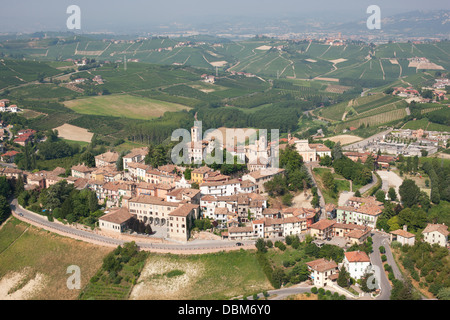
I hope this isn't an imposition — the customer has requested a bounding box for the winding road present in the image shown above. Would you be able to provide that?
[10,199,256,254]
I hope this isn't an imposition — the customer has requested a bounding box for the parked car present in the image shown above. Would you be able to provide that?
[236,242,244,246]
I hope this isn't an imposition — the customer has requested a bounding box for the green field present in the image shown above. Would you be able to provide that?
[64,94,191,120]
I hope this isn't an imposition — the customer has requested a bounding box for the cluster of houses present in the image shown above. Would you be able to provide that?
[0,99,19,113]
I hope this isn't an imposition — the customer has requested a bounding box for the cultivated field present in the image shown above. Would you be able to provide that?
[63,94,190,120]
[0,218,111,300]
[54,123,94,143]
[325,135,363,145]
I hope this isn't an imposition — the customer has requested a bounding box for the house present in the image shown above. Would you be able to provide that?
[1,150,20,163]
[199,179,241,197]
[390,225,416,246]
[168,203,199,242]
[336,197,383,229]
[241,168,285,193]
[14,135,33,147]
[122,147,149,170]
[191,166,213,185]
[166,188,201,204]
[71,164,94,179]
[99,207,134,233]
[309,219,335,240]
[342,251,371,280]
[95,151,119,167]
[290,139,331,162]
[306,258,339,287]
[422,223,449,247]
[376,155,396,169]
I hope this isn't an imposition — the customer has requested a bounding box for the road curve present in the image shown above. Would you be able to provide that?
[10,199,256,254]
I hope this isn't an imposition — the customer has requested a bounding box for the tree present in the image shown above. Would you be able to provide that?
[331,142,343,160]
[399,179,421,208]
[375,190,386,203]
[255,238,267,253]
[354,190,361,197]
[337,266,349,287]
[80,151,95,167]
[0,195,11,225]
[388,187,397,201]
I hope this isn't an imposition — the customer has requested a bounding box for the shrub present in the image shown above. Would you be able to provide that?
[381,255,387,262]
[379,246,386,254]
[275,241,286,251]
[388,272,395,281]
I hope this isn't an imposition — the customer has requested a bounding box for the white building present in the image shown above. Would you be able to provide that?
[390,226,416,246]
[199,178,241,197]
[342,251,372,280]
[306,258,339,287]
[422,223,449,247]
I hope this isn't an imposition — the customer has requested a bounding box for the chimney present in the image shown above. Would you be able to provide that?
[403,225,408,232]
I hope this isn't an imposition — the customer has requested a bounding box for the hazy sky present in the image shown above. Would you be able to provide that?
[1,0,449,33]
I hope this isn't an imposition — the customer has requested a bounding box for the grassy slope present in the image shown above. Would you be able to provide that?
[0,218,111,300]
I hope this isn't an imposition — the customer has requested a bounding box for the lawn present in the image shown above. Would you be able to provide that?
[64,94,191,120]
[0,217,111,300]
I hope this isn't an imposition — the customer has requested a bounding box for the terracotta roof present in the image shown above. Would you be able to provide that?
[345,251,371,263]
[72,164,94,173]
[229,226,253,233]
[123,147,148,159]
[100,207,133,225]
[347,228,371,239]
[95,151,119,163]
[129,195,175,206]
[310,219,336,230]
[169,203,198,217]
[200,178,240,187]
[214,207,229,215]
[306,258,338,272]
[422,224,449,236]
[390,229,415,238]
[192,166,212,174]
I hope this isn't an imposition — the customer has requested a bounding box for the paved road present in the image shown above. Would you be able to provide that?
[359,172,379,195]
[370,231,406,300]
[10,199,256,253]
